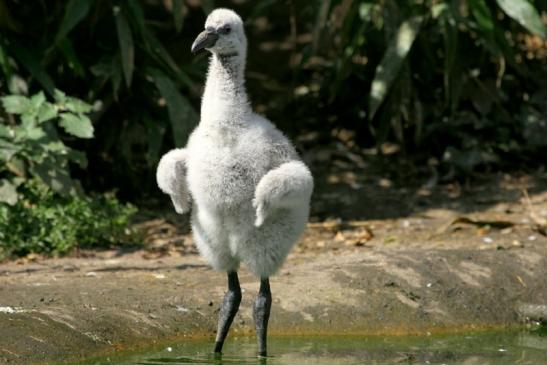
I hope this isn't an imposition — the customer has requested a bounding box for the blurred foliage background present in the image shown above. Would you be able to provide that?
[0,0,546,256]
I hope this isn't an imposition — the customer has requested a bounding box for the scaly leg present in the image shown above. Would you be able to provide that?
[214,271,242,353]
[253,277,272,357]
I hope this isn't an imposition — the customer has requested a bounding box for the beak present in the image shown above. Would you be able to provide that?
[191,30,219,53]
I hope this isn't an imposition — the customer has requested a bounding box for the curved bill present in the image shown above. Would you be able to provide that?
[191,30,219,53]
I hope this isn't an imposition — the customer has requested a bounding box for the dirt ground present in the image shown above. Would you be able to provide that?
[1,146,547,364]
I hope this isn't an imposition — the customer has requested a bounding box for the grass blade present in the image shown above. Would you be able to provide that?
[173,0,184,33]
[114,7,134,88]
[149,69,198,147]
[496,0,547,38]
[368,16,422,121]
[55,0,92,42]
[142,28,193,89]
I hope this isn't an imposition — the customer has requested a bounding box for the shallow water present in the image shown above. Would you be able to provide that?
[82,330,547,365]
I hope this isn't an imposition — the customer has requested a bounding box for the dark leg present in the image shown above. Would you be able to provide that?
[253,277,272,357]
[214,271,242,353]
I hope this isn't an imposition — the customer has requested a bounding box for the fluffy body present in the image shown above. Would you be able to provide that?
[156,9,313,278]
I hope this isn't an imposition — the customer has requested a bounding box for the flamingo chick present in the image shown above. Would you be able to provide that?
[156,8,313,357]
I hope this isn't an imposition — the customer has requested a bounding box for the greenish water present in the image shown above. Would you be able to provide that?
[82,330,547,365]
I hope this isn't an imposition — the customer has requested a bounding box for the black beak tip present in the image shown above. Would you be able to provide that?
[191,30,218,54]
[190,43,201,53]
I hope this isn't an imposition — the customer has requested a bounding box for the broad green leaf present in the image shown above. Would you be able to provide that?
[0,139,20,161]
[64,97,92,114]
[1,95,29,114]
[21,113,37,129]
[0,125,10,138]
[59,113,94,138]
[30,92,46,110]
[31,157,77,196]
[173,0,184,33]
[54,89,67,104]
[67,148,88,168]
[38,102,58,123]
[114,7,134,88]
[6,157,26,177]
[23,126,46,140]
[44,141,67,153]
[150,69,198,147]
[368,16,422,120]
[55,0,92,42]
[0,179,18,205]
[496,0,547,38]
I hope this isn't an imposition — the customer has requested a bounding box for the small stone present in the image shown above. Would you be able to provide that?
[208,301,213,306]
[175,305,189,313]
[500,227,513,234]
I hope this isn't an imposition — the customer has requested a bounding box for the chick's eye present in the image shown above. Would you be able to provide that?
[220,26,231,34]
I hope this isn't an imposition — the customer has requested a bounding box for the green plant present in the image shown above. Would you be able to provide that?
[0,90,93,204]
[303,0,547,172]
[0,90,138,258]
[0,180,137,258]
[0,0,204,196]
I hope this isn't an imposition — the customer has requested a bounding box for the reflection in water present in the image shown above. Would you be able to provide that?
[85,330,547,365]
[137,353,264,365]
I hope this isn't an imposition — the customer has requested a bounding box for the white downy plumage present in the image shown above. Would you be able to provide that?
[156,8,313,279]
